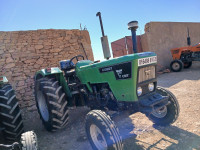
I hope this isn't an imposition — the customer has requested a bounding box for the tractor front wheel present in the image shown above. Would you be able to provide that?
[0,84,24,141]
[170,60,183,72]
[35,77,69,131]
[148,87,180,126]
[21,131,38,150]
[184,61,192,68]
[85,110,123,150]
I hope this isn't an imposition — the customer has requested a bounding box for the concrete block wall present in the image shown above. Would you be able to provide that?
[0,29,94,110]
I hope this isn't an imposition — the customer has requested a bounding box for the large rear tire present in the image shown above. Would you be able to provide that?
[0,84,24,141]
[148,87,180,126]
[170,60,183,72]
[21,131,38,150]
[35,77,69,131]
[85,110,123,150]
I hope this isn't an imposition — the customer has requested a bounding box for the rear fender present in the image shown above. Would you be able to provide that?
[34,67,72,98]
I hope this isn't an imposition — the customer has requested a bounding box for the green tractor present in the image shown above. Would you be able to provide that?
[0,76,38,150]
[34,13,179,150]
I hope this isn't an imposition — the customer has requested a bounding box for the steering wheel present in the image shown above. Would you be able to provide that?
[69,55,85,68]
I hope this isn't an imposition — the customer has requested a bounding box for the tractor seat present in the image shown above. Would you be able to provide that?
[65,69,75,78]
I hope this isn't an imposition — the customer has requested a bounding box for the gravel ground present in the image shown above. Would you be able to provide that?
[1,63,200,150]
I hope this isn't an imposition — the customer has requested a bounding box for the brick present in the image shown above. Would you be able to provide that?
[35,45,43,50]
[18,80,25,86]
[36,58,44,65]
[4,63,15,69]
[0,50,4,55]
[6,57,13,63]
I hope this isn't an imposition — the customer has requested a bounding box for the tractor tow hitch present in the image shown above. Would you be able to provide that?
[139,93,170,114]
[0,142,21,150]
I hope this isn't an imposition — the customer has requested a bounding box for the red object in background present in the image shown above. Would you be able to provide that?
[111,36,143,58]
[45,68,51,73]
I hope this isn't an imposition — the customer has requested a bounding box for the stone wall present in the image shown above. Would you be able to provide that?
[141,22,200,68]
[0,29,94,110]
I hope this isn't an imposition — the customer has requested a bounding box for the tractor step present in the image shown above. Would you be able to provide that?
[68,83,77,87]
[71,90,79,95]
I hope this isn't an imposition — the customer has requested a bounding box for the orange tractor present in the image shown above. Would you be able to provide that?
[170,29,200,72]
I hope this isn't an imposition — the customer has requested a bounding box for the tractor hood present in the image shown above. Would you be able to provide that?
[76,52,156,70]
[75,52,157,102]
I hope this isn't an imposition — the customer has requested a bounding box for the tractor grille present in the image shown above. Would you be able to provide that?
[138,65,156,83]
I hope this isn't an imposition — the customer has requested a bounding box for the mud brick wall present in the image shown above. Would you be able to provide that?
[0,29,94,110]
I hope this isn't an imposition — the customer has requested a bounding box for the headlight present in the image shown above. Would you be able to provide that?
[137,87,142,96]
[148,83,154,91]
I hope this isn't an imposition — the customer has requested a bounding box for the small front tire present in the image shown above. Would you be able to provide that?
[170,60,183,72]
[85,110,123,150]
[21,131,38,150]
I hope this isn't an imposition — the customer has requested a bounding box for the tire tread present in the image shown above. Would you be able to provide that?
[0,84,24,141]
[35,77,69,131]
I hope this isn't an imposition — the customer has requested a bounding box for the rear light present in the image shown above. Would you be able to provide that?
[45,68,51,73]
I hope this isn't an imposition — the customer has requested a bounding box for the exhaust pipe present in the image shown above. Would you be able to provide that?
[96,12,111,60]
[128,21,138,53]
[187,27,191,46]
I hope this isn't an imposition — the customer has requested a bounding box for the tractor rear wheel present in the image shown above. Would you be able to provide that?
[183,61,192,68]
[170,60,183,72]
[21,131,38,150]
[148,87,180,126]
[85,110,123,150]
[0,84,24,141]
[35,77,69,131]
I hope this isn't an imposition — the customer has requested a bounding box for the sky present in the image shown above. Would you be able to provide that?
[0,0,200,60]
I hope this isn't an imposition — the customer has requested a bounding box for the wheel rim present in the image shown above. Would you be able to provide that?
[152,106,167,118]
[90,124,107,149]
[172,62,180,70]
[37,90,49,121]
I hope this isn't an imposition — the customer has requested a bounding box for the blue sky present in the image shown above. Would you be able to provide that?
[0,0,199,60]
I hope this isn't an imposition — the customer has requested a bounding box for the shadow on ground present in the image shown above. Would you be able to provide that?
[114,113,200,150]
[152,125,200,150]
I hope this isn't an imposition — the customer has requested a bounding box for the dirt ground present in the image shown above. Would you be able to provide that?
[1,63,200,150]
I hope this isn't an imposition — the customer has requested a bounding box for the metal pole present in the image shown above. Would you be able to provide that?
[96,12,105,37]
[124,36,128,55]
[96,12,111,59]
[131,29,137,53]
